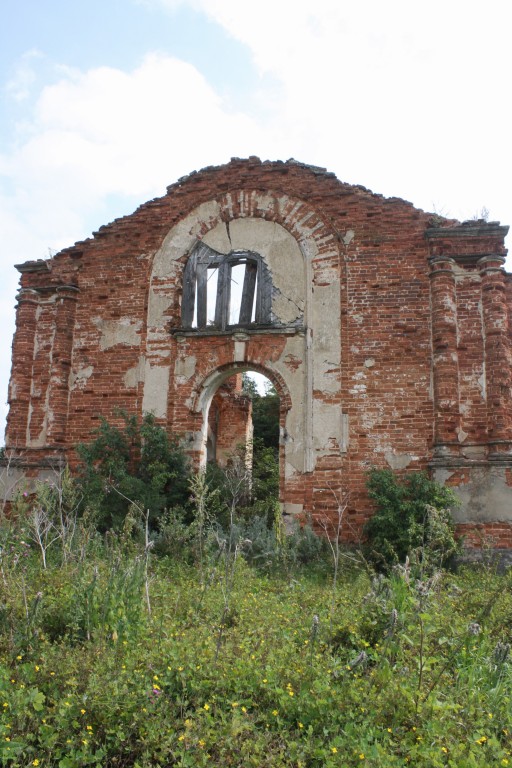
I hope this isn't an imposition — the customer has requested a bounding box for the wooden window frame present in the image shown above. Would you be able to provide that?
[182,242,271,330]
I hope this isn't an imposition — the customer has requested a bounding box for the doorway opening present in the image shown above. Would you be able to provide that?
[205,370,280,523]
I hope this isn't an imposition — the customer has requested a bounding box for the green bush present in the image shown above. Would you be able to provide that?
[77,411,190,531]
[364,468,459,570]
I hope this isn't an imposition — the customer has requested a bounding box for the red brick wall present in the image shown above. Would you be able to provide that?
[4,159,512,546]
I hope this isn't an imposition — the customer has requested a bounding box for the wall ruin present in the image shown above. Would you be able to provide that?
[3,158,512,549]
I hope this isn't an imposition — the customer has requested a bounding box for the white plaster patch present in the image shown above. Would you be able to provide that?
[69,365,94,391]
[234,341,245,362]
[282,502,304,517]
[174,354,197,383]
[349,384,367,395]
[312,400,342,455]
[93,317,142,350]
[457,427,468,443]
[364,358,376,368]
[123,356,146,389]
[285,460,302,479]
[148,292,174,324]
[442,295,457,313]
[384,451,416,470]
[141,365,170,418]
[434,466,512,523]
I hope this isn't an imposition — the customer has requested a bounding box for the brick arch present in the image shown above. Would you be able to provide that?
[148,187,340,293]
[192,361,291,472]
[194,188,338,253]
[192,361,292,415]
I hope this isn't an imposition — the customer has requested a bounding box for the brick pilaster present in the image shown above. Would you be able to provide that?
[46,285,80,445]
[429,256,460,456]
[479,255,512,457]
[5,288,40,448]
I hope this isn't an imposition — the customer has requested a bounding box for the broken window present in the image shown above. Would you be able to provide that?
[182,241,272,330]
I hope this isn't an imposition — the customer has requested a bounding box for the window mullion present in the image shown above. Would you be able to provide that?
[196,261,208,328]
[239,261,257,324]
[215,260,231,330]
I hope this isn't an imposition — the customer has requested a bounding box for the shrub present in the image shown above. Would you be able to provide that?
[77,411,190,531]
[364,468,459,570]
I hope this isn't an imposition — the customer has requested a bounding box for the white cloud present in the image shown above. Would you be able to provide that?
[4,49,43,102]
[154,0,512,228]
[4,54,269,203]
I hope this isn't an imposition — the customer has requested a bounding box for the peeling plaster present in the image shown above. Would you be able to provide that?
[123,356,146,389]
[384,450,416,470]
[457,427,469,443]
[233,342,245,362]
[141,365,170,418]
[69,365,94,391]
[174,354,197,383]
[434,467,512,523]
[93,317,142,350]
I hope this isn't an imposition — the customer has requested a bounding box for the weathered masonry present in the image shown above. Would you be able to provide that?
[3,158,512,549]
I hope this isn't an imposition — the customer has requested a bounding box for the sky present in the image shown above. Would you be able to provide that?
[1,0,511,442]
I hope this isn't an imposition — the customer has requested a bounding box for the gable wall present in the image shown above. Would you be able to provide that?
[4,159,512,546]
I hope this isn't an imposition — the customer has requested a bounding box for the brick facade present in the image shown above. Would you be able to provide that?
[3,158,512,547]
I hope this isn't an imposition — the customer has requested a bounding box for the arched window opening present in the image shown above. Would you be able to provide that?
[182,242,271,331]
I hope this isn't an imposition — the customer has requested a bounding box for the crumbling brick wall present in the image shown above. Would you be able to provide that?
[3,158,512,547]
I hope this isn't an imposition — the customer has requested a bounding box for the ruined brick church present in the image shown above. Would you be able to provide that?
[4,158,512,548]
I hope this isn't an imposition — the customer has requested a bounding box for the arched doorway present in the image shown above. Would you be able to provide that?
[193,363,289,508]
[203,370,280,520]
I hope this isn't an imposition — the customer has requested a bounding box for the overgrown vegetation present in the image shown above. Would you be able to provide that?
[76,412,191,532]
[0,486,511,767]
[364,468,460,572]
[1,417,510,767]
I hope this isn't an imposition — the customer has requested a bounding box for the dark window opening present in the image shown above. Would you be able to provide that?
[182,242,271,330]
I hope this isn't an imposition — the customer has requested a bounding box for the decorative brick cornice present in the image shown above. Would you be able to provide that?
[15,259,51,274]
[425,222,509,240]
